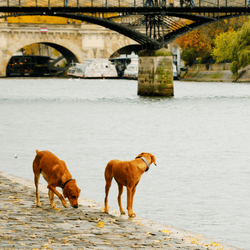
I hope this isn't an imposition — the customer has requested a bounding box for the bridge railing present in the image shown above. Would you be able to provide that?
[194,0,247,7]
[0,0,248,8]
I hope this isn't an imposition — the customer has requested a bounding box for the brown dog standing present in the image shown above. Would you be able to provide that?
[33,150,81,209]
[104,152,156,217]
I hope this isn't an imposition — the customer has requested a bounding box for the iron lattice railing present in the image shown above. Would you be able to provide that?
[0,0,248,8]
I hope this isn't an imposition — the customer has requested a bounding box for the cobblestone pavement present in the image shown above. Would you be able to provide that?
[0,172,243,250]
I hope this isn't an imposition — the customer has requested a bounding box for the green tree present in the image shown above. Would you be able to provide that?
[211,30,237,63]
[181,48,197,66]
[235,21,250,69]
[212,17,250,75]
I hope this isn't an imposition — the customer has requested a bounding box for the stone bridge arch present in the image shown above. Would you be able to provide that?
[0,22,138,77]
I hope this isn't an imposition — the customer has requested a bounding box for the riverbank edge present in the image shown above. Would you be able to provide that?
[180,70,250,83]
[0,171,243,250]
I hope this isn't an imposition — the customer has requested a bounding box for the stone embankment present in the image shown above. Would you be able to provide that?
[180,70,235,82]
[0,171,243,250]
[180,64,250,82]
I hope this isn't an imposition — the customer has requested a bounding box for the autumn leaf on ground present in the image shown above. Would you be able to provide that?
[191,238,199,244]
[96,221,104,228]
[161,230,170,234]
[210,242,220,246]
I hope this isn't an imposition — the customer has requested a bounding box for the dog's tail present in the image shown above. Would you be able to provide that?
[33,150,42,174]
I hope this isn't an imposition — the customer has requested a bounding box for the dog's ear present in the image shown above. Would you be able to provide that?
[136,153,157,166]
[71,180,81,197]
[150,154,157,166]
[63,185,69,198]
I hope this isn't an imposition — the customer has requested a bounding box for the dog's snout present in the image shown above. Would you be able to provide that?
[73,204,78,208]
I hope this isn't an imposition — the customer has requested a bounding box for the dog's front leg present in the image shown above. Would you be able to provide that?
[48,190,56,209]
[127,187,136,218]
[47,184,68,208]
[131,185,137,210]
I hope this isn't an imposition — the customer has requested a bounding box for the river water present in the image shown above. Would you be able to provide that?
[0,78,249,249]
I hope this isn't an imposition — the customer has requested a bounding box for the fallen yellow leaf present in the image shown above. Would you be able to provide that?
[211,242,220,246]
[162,230,170,234]
[96,221,104,228]
[191,239,199,244]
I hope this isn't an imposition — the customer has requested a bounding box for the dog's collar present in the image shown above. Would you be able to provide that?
[138,156,151,172]
[62,178,73,189]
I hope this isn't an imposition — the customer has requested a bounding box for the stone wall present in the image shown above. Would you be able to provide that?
[187,63,231,71]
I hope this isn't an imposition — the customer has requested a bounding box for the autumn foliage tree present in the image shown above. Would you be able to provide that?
[175,16,248,66]
[176,28,211,66]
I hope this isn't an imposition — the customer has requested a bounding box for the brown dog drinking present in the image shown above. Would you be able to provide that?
[104,152,156,217]
[33,150,81,209]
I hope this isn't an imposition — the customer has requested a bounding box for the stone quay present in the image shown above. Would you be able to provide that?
[0,171,243,250]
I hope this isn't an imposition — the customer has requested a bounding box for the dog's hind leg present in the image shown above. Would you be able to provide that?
[104,165,113,214]
[117,183,126,215]
[34,173,41,207]
[104,178,112,214]
[33,150,42,207]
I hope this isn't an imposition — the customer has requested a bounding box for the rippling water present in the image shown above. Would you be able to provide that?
[1,78,249,249]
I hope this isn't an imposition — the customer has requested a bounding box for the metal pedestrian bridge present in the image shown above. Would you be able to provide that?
[1,0,250,48]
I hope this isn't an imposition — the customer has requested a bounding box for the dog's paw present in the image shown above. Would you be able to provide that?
[51,204,57,209]
[120,210,126,215]
[128,213,136,218]
[62,202,68,208]
[36,202,41,207]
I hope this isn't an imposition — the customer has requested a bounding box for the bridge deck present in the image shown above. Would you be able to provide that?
[1,0,250,48]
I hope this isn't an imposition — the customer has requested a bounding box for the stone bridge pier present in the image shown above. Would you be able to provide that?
[138,48,174,97]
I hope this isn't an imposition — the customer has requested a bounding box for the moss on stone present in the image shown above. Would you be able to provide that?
[155,59,173,83]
